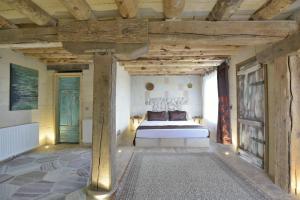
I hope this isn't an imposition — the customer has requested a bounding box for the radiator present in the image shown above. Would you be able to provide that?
[0,123,39,161]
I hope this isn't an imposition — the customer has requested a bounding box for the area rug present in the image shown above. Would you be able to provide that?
[116,152,271,200]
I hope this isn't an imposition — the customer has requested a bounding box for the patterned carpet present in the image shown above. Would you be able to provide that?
[0,147,91,200]
[116,152,271,200]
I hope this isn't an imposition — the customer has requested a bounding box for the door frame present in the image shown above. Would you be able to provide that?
[54,73,83,144]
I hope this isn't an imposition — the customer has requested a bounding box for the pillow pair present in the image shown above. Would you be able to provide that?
[147,110,187,121]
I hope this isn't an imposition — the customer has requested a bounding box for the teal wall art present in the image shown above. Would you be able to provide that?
[10,63,39,110]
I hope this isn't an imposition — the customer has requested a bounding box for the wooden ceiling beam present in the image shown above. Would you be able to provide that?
[23,53,92,59]
[47,64,89,71]
[1,0,57,26]
[59,0,95,20]
[251,0,296,20]
[58,19,148,43]
[115,0,139,18]
[120,59,224,64]
[207,0,244,21]
[138,56,227,61]
[145,50,237,57]
[121,61,222,67]
[0,20,298,46]
[149,20,298,45]
[163,0,185,19]
[149,44,240,52]
[257,31,300,63]
[0,15,17,29]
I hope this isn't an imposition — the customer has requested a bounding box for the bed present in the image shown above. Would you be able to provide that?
[134,120,210,148]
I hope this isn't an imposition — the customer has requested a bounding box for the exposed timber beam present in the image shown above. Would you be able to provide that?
[0,15,17,29]
[163,0,185,19]
[138,56,227,61]
[207,0,244,21]
[251,0,296,20]
[146,50,238,56]
[1,0,57,26]
[115,0,139,18]
[149,44,240,52]
[59,0,95,20]
[47,64,89,71]
[149,20,298,45]
[120,59,223,64]
[1,42,63,49]
[256,31,300,63]
[58,19,148,43]
[120,60,222,67]
[0,20,298,47]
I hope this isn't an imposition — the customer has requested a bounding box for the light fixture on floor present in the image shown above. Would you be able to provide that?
[224,151,230,156]
[45,145,50,149]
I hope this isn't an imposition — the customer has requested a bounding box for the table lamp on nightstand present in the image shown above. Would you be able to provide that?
[131,115,143,131]
[192,116,203,124]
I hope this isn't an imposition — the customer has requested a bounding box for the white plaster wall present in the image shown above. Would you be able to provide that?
[116,64,131,136]
[81,62,131,141]
[0,49,53,145]
[130,75,203,118]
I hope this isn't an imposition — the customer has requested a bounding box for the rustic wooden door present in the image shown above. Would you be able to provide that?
[237,59,267,169]
[58,77,80,143]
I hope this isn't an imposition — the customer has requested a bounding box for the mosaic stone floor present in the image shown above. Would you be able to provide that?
[0,146,91,200]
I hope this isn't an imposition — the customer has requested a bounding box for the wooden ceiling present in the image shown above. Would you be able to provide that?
[0,0,299,75]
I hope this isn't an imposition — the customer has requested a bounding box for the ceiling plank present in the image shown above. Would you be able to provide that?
[1,0,57,26]
[0,15,17,29]
[145,50,238,57]
[251,0,296,20]
[163,0,185,19]
[115,0,139,18]
[59,0,96,20]
[207,0,244,21]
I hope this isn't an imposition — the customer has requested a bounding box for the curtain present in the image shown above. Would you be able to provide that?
[203,70,218,141]
[217,62,231,144]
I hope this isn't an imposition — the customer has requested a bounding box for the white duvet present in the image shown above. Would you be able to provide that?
[136,120,209,139]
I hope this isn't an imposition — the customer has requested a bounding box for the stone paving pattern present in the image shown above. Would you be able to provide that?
[0,146,91,200]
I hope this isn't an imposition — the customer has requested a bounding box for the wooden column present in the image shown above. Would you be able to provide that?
[89,54,116,195]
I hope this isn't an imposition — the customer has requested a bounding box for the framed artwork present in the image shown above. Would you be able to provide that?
[10,63,39,110]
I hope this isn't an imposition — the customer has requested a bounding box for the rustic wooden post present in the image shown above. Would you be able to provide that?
[87,53,116,198]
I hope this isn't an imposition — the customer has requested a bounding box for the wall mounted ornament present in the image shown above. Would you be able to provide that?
[145,82,154,91]
[145,97,188,111]
[187,82,193,88]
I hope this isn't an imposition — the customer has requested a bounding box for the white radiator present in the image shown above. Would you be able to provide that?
[82,119,92,144]
[0,123,39,161]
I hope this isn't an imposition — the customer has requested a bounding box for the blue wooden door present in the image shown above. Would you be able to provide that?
[58,77,80,143]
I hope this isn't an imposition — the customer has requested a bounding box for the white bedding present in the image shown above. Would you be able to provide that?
[136,120,209,139]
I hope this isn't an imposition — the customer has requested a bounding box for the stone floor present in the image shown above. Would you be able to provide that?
[0,145,133,200]
[0,130,296,200]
